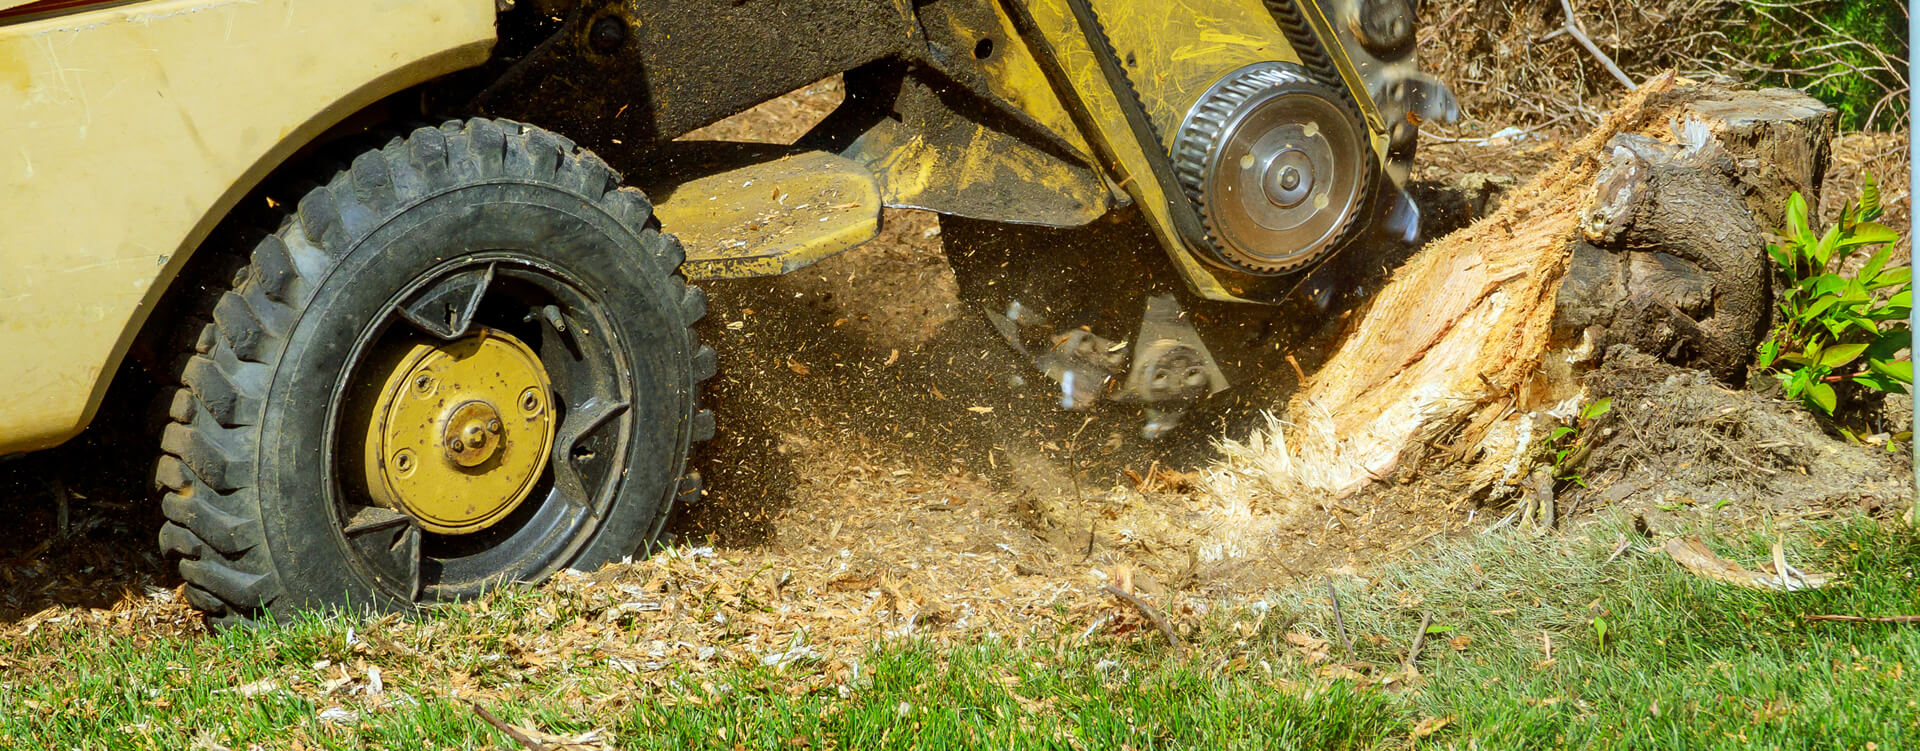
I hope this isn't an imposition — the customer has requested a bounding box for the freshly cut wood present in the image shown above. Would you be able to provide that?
[1249,76,1835,499]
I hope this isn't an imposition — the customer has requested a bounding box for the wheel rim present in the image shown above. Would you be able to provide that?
[327,255,636,602]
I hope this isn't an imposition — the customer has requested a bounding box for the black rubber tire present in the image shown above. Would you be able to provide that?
[154,119,713,620]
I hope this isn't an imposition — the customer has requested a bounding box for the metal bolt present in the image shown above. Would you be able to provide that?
[413,374,435,394]
[487,419,503,433]
[588,15,628,54]
[520,389,542,414]
[393,450,415,472]
[451,439,465,452]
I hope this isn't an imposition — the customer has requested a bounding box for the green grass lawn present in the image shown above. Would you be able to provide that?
[6,517,1918,750]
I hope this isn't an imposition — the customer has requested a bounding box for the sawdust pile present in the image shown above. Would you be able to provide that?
[3,496,1202,710]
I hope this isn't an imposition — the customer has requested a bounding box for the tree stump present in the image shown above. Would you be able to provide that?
[1243,76,1835,499]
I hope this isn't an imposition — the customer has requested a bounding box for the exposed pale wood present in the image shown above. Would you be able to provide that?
[1253,77,1834,499]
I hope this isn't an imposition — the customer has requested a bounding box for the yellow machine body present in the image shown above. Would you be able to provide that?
[0,0,1437,455]
[0,0,496,454]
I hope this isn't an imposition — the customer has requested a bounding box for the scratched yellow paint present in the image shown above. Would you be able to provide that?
[657,150,884,280]
[924,4,1096,159]
[0,0,495,453]
[1014,0,1287,300]
[1093,0,1294,149]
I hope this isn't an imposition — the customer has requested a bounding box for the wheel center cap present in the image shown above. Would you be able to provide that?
[1263,149,1314,208]
[442,400,505,467]
[363,329,554,535]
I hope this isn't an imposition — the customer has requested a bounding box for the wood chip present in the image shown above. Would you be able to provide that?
[1662,537,1835,591]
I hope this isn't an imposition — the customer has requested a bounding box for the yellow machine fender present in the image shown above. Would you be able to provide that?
[0,0,496,453]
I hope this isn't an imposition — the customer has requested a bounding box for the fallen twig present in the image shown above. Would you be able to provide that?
[1478,510,1519,535]
[1771,538,1799,590]
[1805,614,1920,625]
[1404,612,1435,671]
[469,701,553,751]
[1663,537,1835,591]
[1070,415,1096,560]
[1556,0,1636,90]
[1067,416,1093,519]
[1603,534,1632,564]
[1105,585,1184,653]
[1327,579,1354,656]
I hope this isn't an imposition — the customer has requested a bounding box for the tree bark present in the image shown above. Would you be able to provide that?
[1248,76,1834,499]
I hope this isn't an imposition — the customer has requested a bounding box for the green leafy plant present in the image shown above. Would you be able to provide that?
[1591,616,1611,650]
[1757,175,1911,418]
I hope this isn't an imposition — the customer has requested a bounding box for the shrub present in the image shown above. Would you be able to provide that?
[1728,0,1907,130]
[1757,174,1911,422]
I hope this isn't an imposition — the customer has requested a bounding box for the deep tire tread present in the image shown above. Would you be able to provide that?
[157,118,712,620]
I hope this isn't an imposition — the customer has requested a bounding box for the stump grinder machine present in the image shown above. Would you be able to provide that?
[0,0,1453,618]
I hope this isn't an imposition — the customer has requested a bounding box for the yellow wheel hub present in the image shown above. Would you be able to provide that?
[362,329,555,535]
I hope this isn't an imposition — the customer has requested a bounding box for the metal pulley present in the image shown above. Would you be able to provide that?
[1172,62,1374,275]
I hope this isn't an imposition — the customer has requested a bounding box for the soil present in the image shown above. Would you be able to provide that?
[0,78,1908,654]
[1574,348,1910,534]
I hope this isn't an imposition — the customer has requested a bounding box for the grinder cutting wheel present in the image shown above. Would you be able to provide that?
[949,0,1457,435]
[3,0,1452,618]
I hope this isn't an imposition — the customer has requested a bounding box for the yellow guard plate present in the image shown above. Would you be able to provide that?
[655,150,883,280]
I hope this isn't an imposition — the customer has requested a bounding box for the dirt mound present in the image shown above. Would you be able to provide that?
[1575,347,1909,531]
